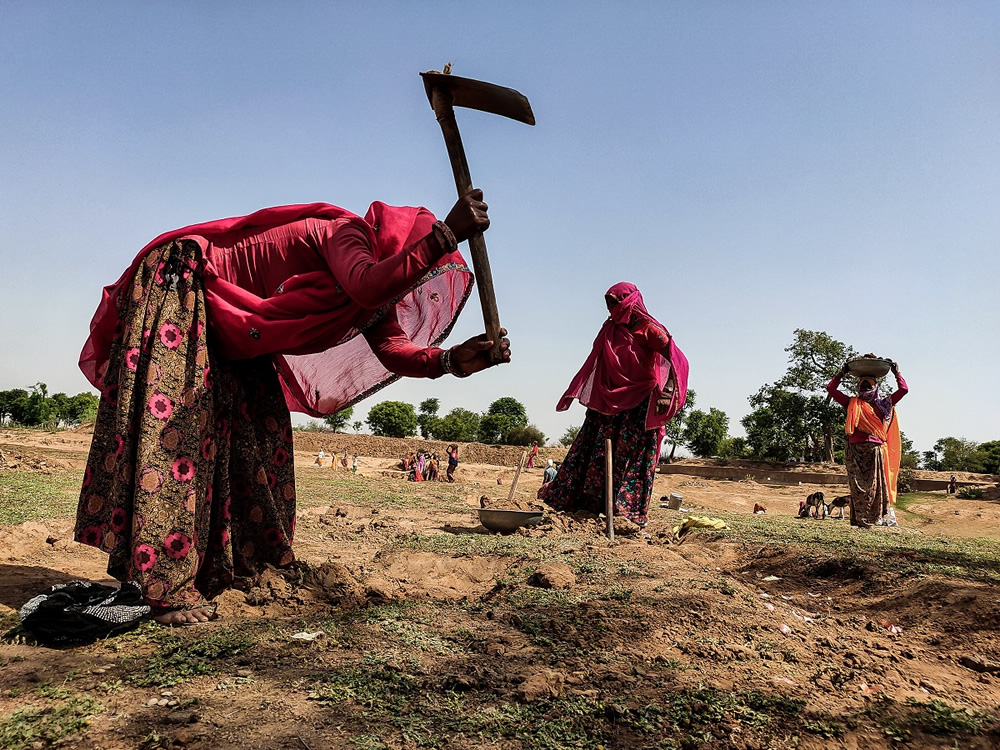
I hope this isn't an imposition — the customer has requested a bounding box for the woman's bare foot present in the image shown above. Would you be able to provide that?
[154,606,216,626]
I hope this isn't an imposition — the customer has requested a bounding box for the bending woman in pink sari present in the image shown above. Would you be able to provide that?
[75,189,509,624]
[538,283,688,526]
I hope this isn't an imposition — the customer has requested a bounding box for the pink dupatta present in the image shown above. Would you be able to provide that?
[79,203,472,417]
[557,282,689,432]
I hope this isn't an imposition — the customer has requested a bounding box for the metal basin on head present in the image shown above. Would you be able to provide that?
[478,509,544,534]
[846,357,891,378]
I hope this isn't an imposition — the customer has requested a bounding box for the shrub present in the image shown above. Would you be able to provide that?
[505,424,545,447]
[957,486,984,499]
[897,467,916,494]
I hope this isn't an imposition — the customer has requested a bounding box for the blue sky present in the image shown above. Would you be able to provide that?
[1,2,997,453]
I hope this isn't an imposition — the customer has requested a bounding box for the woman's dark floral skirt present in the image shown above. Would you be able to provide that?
[538,399,661,525]
[75,241,297,612]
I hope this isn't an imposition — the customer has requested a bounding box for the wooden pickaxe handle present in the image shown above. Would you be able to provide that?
[429,85,504,363]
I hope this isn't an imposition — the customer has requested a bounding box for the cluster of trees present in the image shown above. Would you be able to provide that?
[922,438,1000,475]
[0,384,99,428]
[324,396,546,446]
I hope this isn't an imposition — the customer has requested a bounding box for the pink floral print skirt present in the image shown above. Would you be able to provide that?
[75,241,297,613]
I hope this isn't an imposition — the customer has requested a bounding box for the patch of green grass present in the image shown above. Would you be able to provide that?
[715,507,1000,584]
[908,698,988,736]
[602,584,634,602]
[128,625,258,688]
[803,718,846,738]
[390,530,566,558]
[894,492,937,520]
[309,652,418,709]
[0,694,103,750]
[0,470,81,524]
[295,472,468,512]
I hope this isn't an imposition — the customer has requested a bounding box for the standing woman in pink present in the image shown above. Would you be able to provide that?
[539,283,688,526]
[75,190,509,624]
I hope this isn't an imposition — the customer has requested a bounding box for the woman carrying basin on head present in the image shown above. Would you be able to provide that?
[826,358,907,528]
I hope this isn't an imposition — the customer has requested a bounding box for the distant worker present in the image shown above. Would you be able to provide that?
[446,444,459,483]
[827,358,908,528]
[526,440,538,468]
[949,475,957,494]
[543,459,557,484]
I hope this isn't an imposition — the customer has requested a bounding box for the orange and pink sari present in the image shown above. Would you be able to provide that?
[845,398,901,526]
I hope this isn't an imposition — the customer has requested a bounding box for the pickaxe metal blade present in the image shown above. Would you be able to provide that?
[420,72,535,125]
[420,69,534,362]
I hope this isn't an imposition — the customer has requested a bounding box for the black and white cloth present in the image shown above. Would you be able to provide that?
[18,581,151,645]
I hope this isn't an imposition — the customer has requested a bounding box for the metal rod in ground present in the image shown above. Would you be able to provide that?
[605,438,614,541]
[506,450,527,504]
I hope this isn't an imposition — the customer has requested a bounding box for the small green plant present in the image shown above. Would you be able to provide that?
[0,695,104,750]
[603,585,634,602]
[957,486,984,499]
[910,698,986,736]
[803,719,846,738]
[129,626,257,687]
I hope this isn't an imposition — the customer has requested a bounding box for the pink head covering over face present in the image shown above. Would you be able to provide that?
[79,202,472,417]
[557,282,689,432]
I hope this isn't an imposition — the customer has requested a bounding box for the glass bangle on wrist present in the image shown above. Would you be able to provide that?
[439,347,470,378]
[432,221,458,253]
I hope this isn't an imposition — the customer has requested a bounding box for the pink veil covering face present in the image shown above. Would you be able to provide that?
[79,202,473,417]
[557,282,688,432]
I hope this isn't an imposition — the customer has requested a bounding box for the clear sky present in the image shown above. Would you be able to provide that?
[1,2,997,454]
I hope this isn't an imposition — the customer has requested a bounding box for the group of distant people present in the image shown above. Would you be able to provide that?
[315,449,358,473]
[399,444,460,483]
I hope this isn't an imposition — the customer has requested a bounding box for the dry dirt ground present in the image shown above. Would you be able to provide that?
[2,427,1000,750]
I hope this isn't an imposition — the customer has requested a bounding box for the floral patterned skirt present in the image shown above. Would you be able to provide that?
[74,240,297,613]
[845,440,888,528]
[538,398,662,525]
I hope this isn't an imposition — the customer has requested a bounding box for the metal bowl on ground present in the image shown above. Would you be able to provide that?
[478,508,544,533]
[846,357,891,379]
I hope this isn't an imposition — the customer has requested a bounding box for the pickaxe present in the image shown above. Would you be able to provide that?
[420,67,535,362]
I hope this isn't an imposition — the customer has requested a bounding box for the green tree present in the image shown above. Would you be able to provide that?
[366,401,417,438]
[924,437,986,473]
[477,397,528,444]
[10,383,54,427]
[0,388,29,425]
[718,436,749,460]
[662,389,696,462]
[978,440,1000,475]
[51,392,99,426]
[742,385,813,461]
[776,329,857,462]
[352,420,363,433]
[505,424,546,447]
[898,431,920,470]
[683,407,729,458]
[417,398,440,439]
[742,330,857,462]
[430,408,481,443]
[323,405,354,432]
[559,425,580,447]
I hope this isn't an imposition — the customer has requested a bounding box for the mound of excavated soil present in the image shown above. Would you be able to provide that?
[0,447,68,474]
